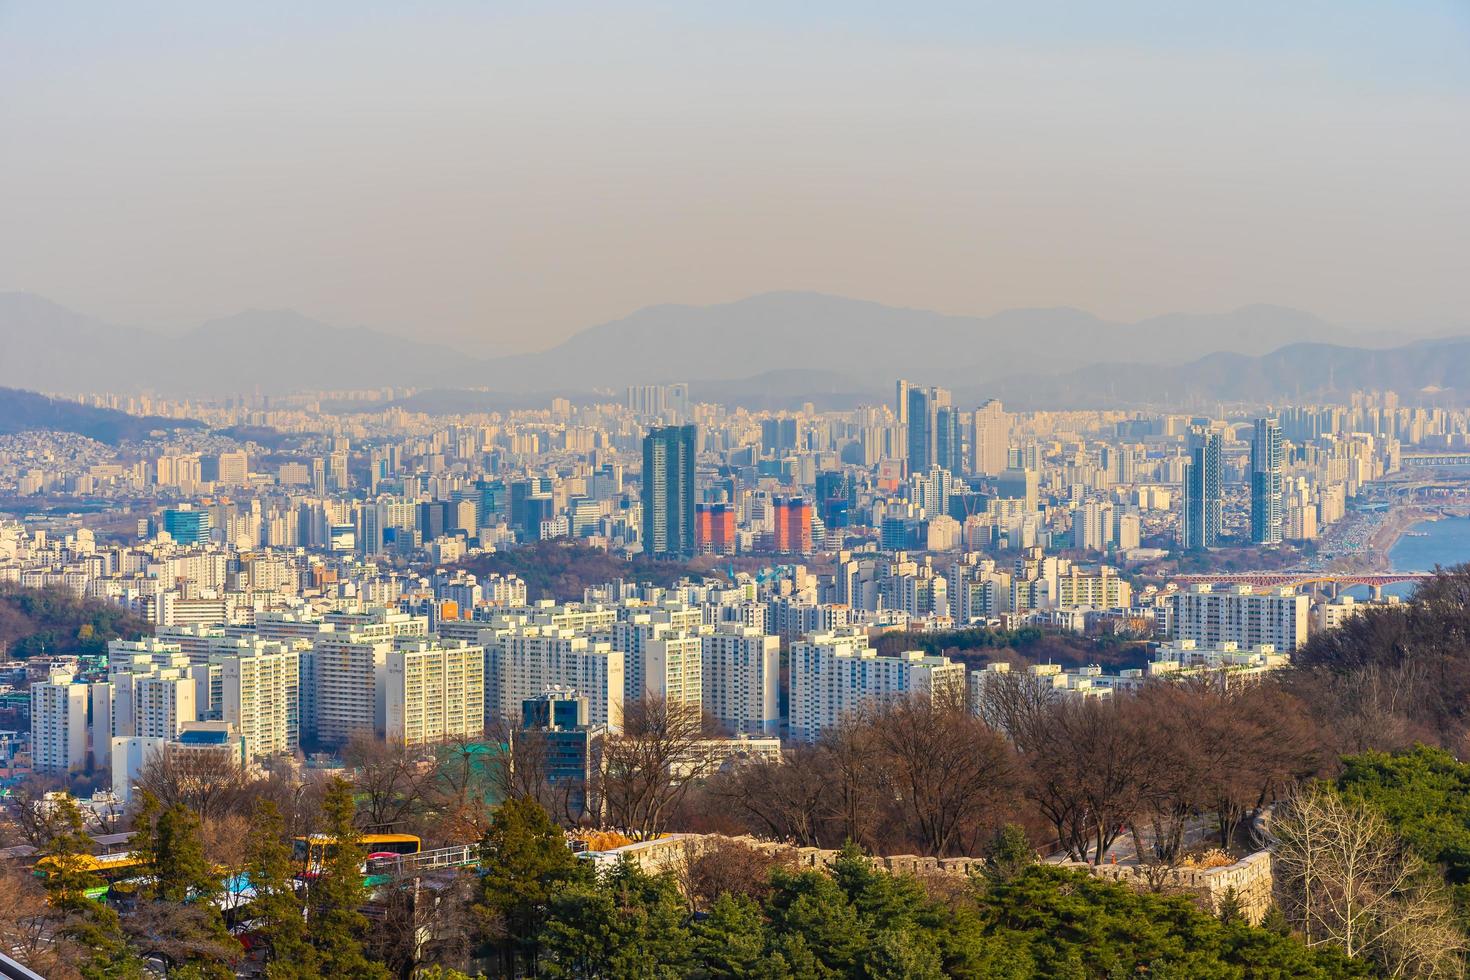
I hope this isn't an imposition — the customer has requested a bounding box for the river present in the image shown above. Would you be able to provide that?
[1389,515,1470,573]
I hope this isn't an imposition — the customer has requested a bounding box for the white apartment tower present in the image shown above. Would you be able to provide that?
[383,638,485,746]
[700,626,780,736]
[788,631,966,742]
[1170,584,1309,652]
[643,632,703,714]
[220,643,301,759]
[31,672,89,774]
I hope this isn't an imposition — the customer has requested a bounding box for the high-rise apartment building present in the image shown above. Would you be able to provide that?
[313,628,392,745]
[1181,428,1223,550]
[215,450,249,486]
[788,631,966,741]
[490,627,626,731]
[641,425,696,557]
[220,643,301,759]
[1171,584,1309,652]
[1251,416,1284,545]
[700,626,780,736]
[772,496,813,554]
[971,399,1009,476]
[31,671,89,774]
[643,632,703,713]
[383,638,485,746]
[695,503,736,555]
[135,669,198,739]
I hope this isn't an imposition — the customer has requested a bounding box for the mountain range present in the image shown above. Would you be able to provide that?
[1,290,1464,409]
[0,387,203,444]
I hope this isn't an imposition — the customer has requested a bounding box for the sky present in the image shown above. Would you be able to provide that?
[2,1,1468,355]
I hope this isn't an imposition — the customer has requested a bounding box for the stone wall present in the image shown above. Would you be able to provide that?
[588,832,1275,926]
[1058,851,1274,925]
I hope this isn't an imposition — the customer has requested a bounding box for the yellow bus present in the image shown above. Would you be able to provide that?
[34,851,147,900]
[292,833,420,878]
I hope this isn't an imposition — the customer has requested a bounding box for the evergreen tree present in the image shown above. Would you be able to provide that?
[153,804,219,902]
[691,892,768,979]
[242,799,318,978]
[982,823,1036,885]
[864,928,945,980]
[476,795,588,974]
[540,860,692,979]
[307,777,388,979]
[37,795,143,979]
[763,868,866,976]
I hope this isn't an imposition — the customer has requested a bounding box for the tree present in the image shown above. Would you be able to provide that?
[676,836,790,912]
[241,799,317,977]
[1268,783,1465,976]
[120,793,236,977]
[136,746,252,826]
[706,746,832,848]
[152,803,220,903]
[1336,744,1470,929]
[978,864,1372,978]
[0,862,81,978]
[691,892,769,978]
[476,795,589,976]
[1021,695,1152,863]
[307,777,388,979]
[598,695,713,840]
[869,694,1017,857]
[344,734,435,836]
[982,824,1037,885]
[540,861,694,978]
[36,795,143,979]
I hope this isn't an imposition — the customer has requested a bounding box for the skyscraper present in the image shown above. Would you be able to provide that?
[642,424,697,557]
[971,399,1009,476]
[905,384,952,474]
[1181,427,1223,550]
[1251,416,1284,545]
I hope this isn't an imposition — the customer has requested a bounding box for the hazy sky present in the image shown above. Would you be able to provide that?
[3,1,1468,354]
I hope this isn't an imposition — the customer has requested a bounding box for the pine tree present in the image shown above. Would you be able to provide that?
[307,777,388,979]
[692,892,768,978]
[38,795,143,979]
[242,799,318,978]
[477,795,588,975]
[153,804,218,902]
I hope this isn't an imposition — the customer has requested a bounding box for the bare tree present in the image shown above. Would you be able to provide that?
[0,862,80,978]
[597,695,712,840]
[674,837,793,912]
[1022,695,1152,864]
[1268,784,1466,976]
[136,748,252,826]
[869,694,1017,857]
[705,749,829,847]
[3,777,70,848]
[812,713,883,851]
[343,734,436,835]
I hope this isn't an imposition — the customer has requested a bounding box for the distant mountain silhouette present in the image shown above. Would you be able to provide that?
[0,387,204,443]
[0,293,462,394]
[0,290,1454,402]
[472,292,1362,392]
[981,337,1470,410]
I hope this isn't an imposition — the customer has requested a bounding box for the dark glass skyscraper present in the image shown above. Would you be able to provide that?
[642,424,697,556]
[1250,416,1284,545]
[905,384,954,474]
[1181,427,1222,550]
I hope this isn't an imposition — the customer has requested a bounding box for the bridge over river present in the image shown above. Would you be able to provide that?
[1171,571,1431,598]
